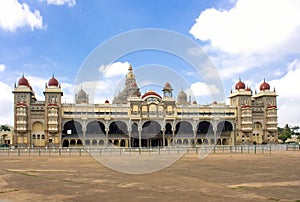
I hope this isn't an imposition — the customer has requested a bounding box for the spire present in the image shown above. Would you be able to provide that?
[128,64,133,71]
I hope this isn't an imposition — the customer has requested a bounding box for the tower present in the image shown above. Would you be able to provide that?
[13,75,36,147]
[229,78,253,144]
[252,79,277,143]
[44,75,63,147]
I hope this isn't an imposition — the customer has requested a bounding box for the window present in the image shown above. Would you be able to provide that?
[42,135,45,139]
[33,134,36,139]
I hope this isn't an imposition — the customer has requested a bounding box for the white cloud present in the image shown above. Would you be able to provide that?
[98,62,130,78]
[0,82,13,125]
[268,59,300,126]
[44,0,76,7]
[0,0,43,31]
[0,64,5,72]
[189,82,220,97]
[190,0,300,54]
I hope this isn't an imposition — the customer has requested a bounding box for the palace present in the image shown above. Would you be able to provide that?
[13,65,278,148]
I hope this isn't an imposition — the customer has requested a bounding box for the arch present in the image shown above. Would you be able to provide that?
[183,139,189,145]
[85,139,90,146]
[165,122,172,135]
[86,121,105,137]
[217,138,221,145]
[63,139,69,147]
[113,139,119,146]
[92,139,97,145]
[131,122,139,138]
[142,121,162,138]
[77,139,83,146]
[210,139,215,145]
[109,121,128,137]
[63,120,83,137]
[175,121,193,136]
[254,122,263,129]
[217,121,233,133]
[120,139,126,147]
[222,139,227,145]
[177,139,182,145]
[70,139,76,146]
[203,139,208,144]
[99,140,105,145]
[197,139,202,145]
[197,121,213,135]
[32,121,45,147]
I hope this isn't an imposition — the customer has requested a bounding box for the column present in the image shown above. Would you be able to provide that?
[138,127,142,148]
[162,128,165,147]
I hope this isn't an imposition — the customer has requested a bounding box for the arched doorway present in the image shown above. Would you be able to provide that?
[32,122,45,147]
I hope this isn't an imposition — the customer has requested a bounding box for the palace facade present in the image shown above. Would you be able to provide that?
[13,65,278,148]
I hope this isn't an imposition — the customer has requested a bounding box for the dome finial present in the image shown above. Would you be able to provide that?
[128,64,133,71]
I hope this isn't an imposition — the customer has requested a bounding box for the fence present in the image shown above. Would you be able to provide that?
[0,144,299,157]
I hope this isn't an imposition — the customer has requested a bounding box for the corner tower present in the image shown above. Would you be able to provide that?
[44,75,63,147]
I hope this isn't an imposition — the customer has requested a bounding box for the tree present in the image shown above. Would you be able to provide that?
[0,124,11,131]
[278,124,299,142]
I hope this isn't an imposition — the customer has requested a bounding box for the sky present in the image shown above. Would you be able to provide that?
[1,0,300,127]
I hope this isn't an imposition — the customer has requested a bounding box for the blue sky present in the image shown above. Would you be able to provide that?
[1,0,300,127]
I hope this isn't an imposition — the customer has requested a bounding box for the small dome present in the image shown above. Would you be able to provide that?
[260,79,270,91]
[212,101,218,104]
[77,89,87,99]
[130,81,137,88]
[164,82,171,88]
[48,75,59,87]
[105,100,109,104]
[192,100,197,104]
[178,90,187,101]
[235,78,245,90]
[18,75,29,86]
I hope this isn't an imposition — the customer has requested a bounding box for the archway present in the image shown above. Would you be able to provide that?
[175,121,193,137]
[109,121,128,137]
[217,121,233,133]
[63,120,83,137]
[63,139,69,147]
[32,121,45,147]
[197,121,213,135]
[86,121,105,138]
[142,121,162,147]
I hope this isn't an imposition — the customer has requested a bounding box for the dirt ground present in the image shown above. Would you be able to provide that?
[0,151,300,202]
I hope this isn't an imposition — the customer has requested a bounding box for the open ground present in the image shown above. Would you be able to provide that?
[0,151,300,202]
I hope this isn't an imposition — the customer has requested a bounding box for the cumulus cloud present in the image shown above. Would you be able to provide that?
[98,62,130,78]
[0,64,5,72]
[44,0,76,7]
[190,0,300,54]
[0,0,43,31]
[186,82,221,99]
[268,59,300,126]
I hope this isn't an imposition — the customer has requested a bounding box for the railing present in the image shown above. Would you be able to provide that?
[0,144,299,157]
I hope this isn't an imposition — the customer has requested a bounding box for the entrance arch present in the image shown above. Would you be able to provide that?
[32,121,45,147]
